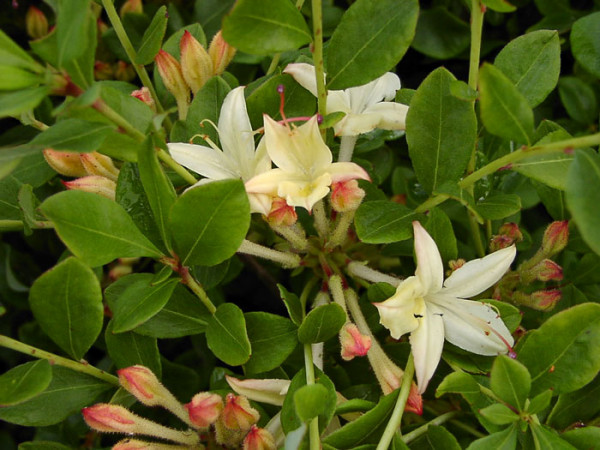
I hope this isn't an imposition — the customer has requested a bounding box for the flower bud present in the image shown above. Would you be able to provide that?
[109,263,133,281]
[513,289,561,311]
[340,323,371,361]
[43,149,88,177]
[498,222,523,242]
[541,221,569,257]
[120,0,143,17]
[114,61,136,82]
[155,50,190,118]
[266,197,297,227]
[131,86,156,111]
[208,30,236,76]
[94,61,114,80]
[532,259,563,282]
[226,376,289,406]
[82,404,137,434]
[26,6,49,39]
[80,152,120,181]
[62,176,117,200]
[180,31,213,94]
[220,393,259,431]
[490,235,515,252]
[448,258,465,272]
[243,425,277,450]
[185,392,223,428]
[330,179,365,212]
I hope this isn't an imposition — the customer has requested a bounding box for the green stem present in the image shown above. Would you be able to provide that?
[401,411,461,444]
[266,54,281,75]
[415,194,450,214]
[0,220,54,231]
[328,209,356,248]
[181,268,217,314]
[304,343,321,450]
[0,335,119,385]
[311,0,327,120]
[157,149,198,185]
[376,354,415,450]
[94,99,146,142]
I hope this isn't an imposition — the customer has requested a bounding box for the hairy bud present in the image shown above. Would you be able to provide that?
[541,221,569,257]
[209,31,236,76]
[330,179,365,212]
[43,149,88,177]
[180,31,213,94]
[243,425,277,450]
[62,176,117,200]
[185,392,223,428]
[340,323,371,361]
[80,152,120,181]
[26,6,48,39]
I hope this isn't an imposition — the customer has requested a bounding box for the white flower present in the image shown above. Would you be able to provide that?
[283,63,408,136]
[375,221,516,393]
[167,86,272,214]
[244,115,370,211]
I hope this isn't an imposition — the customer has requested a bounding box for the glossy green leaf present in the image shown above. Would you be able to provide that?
[0,66,42,90]
[105,320,162,377]
[571,12,600,78]
[495,30,560,107]
[411,7,469,59]
[244,312,298,375]
[278,284,304,326]
[406,67,476,193]
[466,424,518,450]
[355,201,418,244]
[100,83,153,134]
[326,0,418,89]
[0,361,52,406]
[294,384,329,422]
[566,150,600,256]
[206,303,251,366]
[425,425,462,449]
[0,29,42,71]
[562,427,600,450]
[490,356,531,411]
[479,63,534,144]
[29,257,103,360]
[482,0,517,12]
[475,193,521,220]
[194,0,235,40]
[0,87,51,119]
[0,366,112,426]
[222,0,311,55]
[41,191,163,267]
[547,375,600,429]
[528,389,553,415]
[518,303,600,396]
[424,209,457,262]
[558,77,598,125]
[436,371,481,403]
[530,423,578,450]
[57,0,91,67]
[169,179,250,266]
[135,6,168,64]
[29,119,115,153]
[297,303,346,344]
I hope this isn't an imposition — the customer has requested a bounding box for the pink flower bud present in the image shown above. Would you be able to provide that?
[340,323,371,361]
[131,87,156,111]
[117,365,168,406]
[220,393,259,431]
[80,152,120,181]
[82,404,137,434]
[498,222,523,242]
[26,6,48,39]
[448,258,466,272]
[43,149,88,177]
[120,0,142,17]
[490,235,515,252]
[406,383,424,416]
[94,61,114,80]
[531,289,562,310]
[243,425,277,450]
[155,50,190,112]
[185,392,223,428]
[330,179,365,212]
[541,221,569,256]
[62,176,117,200]
[115,61,136,82]
[180,31,213,94]
[266,197,297,227]
[208,30,236,76]
[533,259,563,282]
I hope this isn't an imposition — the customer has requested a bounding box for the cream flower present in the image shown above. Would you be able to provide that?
[244,115,370,211]
[375,221,516,394]
[167,86,272,214]
[283,63,408,136]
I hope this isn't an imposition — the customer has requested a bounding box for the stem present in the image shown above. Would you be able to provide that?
[0,220,54,231]
[266,54,281,75]
[328,209,356,248]
[94,99,146,142]
[401,411,460,444]
[468,213,486,257]
[270,223,308,251]
[338,135,358,163]
[157,148,198,185]
[311,0,327,121]
[415,194,450,214]
[376,354,415,450]
[304,343,321,450]
[237,240,301,268]
[312,199,330,239]
[347,261,402,287]
[328,275,348,315]
[180,268,217,314]
[0,335,119,385]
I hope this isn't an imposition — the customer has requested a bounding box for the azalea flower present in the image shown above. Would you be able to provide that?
[283,63,408,137]
[375,221,516,393]
[244,115,370,211]
[167,86,272,214]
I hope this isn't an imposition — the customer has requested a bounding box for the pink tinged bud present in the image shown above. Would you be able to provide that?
[534,259,563,282]
[208,30,236,76]
[26,6,48,39]
[542,221,569,256]
[94,61,114,80]
[80,152,120,181]
[406,383,423,416]
[330,179,365,212]
[120,0,143,17]
[155,50,190,109]
[185,392,224,428]
[340,323,371,361]
[109,264,133,281]
[180,31,213,94]
[243,425,277,450]
[266,197,297,227]
[43,149,89,177]
[490,235,515,252]
[82,404,137,434]
[131,87,156,111]
[117,365,163,405]
[448,258,466,272]
[498,222,523,242]
[531,289,562,310]
[221,393,260,431]
[63,176,117,200]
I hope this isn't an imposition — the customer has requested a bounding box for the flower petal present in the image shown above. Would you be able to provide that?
[345,72,401,113]
[283,63,320,97]
[245,168,289,196]
[226,376,290,406]
[277,172,332,211]
[167,142,236,179]
[443,245,516,298]
[328,162,370,183]
[362,102,408,131]
[413,221,444,294]
[375,276,422,339]
[248,193,272,215]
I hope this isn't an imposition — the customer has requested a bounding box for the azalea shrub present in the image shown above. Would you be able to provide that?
[2,0,600,448]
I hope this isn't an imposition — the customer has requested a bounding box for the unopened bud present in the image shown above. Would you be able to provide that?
[226,376,289,406]
[114,61,136,82]
[43,149,88,177]
[155,50,190,118]
[220,393,259,431]
[330,179,365,212]
[180,31,213,94]
[118,366,171,407]
[406,383,424,415]
[109,264,133,281]
[340,323,371,361]
[490,235,515,252]
[266,197,297,227]
[498,222,523,242]
[208,31,236,76]
[243,425,277,450]
[131,87,156,111]
[532,259,563,282]
[448,259,466,272]
[541,221,569,256]
[80,152,120,181]
[94,61,113,80]
[391,194,407,205]
[185,392,223,428]
[120,0,142,17]
[63,176,117,200]
[514,289,561,311]
[26,6,48,39]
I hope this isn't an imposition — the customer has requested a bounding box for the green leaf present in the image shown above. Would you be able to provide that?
[530,423,578,450]
[194,0,235,40]
[135,6,168,64]
[222,0,311,55]
[411,7,470,60]
[355,201,418,244]
[570,12,600,79]
[482,0,517,12]
[425,425,462,449]
[479,403,520,425]
[278,284,304,326]
[406,67,477,193]
[0,29,42,71]
[244,312,298,375]
[0,361,52,406]
[466,424,518,450]
[40,191,163,267]
[528,389,553,415]
[19,442,71,450]
[105,320,162,377]
[436,371,481,404]
[490,355,531,411]
[206,303,251,366]
[494,30,560,107]
[326,0,418,89]
[29,257,103,360]
[29,119,115,152]
[294,384,329,422]
[547,375,600,429]
[517,303,600,396]
[169,179,250,266]
[475,193,522,220]
[297,303,346,344]
[0,87,50,119]
[424,209,457,262]
[57,0,91,68]
[558,77,598,125]
[479,63,534,145]
[566,150,600,256]
[562,427,600,450]
[0,66,42,90]
[0,366,112,427]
